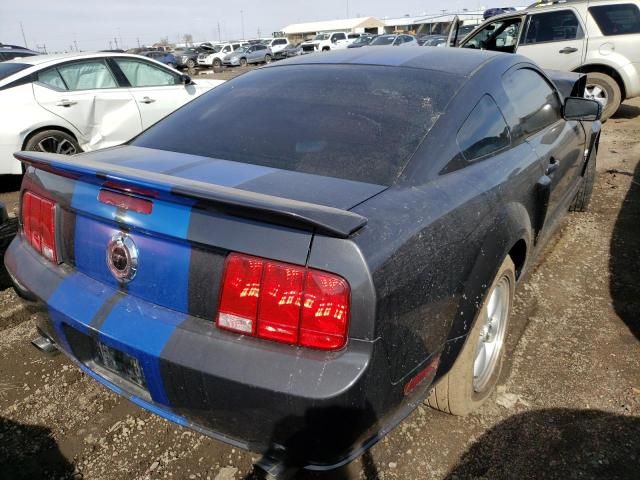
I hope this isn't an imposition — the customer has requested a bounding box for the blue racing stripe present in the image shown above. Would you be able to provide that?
[98,297,187,405]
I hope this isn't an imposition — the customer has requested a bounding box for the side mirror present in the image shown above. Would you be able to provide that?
[564,97,602,121]
[179,74,193,85]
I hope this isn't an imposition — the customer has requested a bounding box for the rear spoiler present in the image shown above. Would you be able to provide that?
[545,69,587,99]
[14,151,368,239]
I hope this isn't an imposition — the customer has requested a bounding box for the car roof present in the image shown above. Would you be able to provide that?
[272,47,513,77]
[1,51,150,67]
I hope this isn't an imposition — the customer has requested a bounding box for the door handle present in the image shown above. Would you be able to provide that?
[56,99,77,107]
[140,97,156,104]
[559,46,578,54]
[546,158,560,176]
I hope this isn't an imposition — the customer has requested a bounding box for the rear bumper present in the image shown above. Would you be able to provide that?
[4,235,411,469]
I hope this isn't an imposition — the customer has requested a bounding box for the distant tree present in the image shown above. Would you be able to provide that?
[158,36,170,47]
[183,33,193,46]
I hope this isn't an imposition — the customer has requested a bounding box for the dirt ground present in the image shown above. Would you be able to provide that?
[0,93,639,480]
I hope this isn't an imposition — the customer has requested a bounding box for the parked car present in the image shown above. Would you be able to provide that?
[484,7,517,19]
[0,202,18,289]
[6,47,601,473]
[197,43,249,68]
[454,0,640,120]
[300,32,350,53]
[348,35,376,48]
[261,38,290,56]
[369,34,419,46]
[0,52,223,175]
[418,34,448,46]
[0,43,38,61]
[274,42,302,59]
[222,44,272,66]
[176,46,214,70]
[141,50,177,69]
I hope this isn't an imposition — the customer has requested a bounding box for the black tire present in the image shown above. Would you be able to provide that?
[186,59,196,69]
[264,54,272,64]
[569,142,598,212]
[322,47,330,52]
[585,72,621,122]
[24,130,81,155]
[239,57,247,67]
[213,58,222,68]
[427,256,515,415]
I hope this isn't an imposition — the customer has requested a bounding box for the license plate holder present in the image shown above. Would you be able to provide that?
[93,341,147,390]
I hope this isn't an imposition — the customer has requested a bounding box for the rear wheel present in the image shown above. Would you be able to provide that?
[264,54,272,64]
[585,72,621,122]
[427,256,515,415]
[24,130,80,155]
[239,57,247,67]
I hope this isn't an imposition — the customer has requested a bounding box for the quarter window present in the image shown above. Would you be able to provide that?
[502,68,562,138]
[462,17,523,53]
[114,59,179,87]
[38,69,67,90]
[523,10,584,43]
[457,95,510,162]
[56,61,118,90]
[589,4,640,36]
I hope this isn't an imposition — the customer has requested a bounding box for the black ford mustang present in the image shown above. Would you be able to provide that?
[5,48,601,473]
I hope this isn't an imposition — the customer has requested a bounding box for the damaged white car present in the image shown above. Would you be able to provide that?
[0,52,223,175]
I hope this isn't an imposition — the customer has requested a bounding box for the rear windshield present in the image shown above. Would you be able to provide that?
[0,62,30,81]
[132,64,462,185]
[589,4,640,36]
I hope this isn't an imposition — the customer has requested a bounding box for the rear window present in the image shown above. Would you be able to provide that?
[589,3,640,36]
[132,65,463,185]
[0,62,30,80]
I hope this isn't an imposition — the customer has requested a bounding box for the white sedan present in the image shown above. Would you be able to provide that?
[0,52,223,175]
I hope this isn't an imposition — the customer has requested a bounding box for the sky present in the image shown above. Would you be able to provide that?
[1,0,515,52]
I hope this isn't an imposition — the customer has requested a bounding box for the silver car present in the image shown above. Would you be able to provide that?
[223,44,273,67]
[369,34,419,47]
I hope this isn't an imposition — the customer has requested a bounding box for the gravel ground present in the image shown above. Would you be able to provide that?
[0,96,639,480]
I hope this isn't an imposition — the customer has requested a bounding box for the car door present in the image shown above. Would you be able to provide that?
[458,15,525,53]
[110,57,200,130]
[500,66,586,226]
[32,59,142,150]
[516,9,586,71]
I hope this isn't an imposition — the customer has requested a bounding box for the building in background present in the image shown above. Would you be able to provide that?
[281,17,385,43]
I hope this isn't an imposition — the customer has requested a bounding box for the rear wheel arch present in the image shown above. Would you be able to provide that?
[21,126,80,151]
[573,64,626,99]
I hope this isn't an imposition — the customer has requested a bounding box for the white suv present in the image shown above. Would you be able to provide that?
[300,32,350,53]
[455,0,640,120]
[197,42,249,68]
[262,38,290,56]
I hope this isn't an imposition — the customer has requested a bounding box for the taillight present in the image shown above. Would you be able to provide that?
[21,191,58,263]
[216,253,350,350]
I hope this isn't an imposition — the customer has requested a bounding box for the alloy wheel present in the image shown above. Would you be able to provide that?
[34,136,78,155]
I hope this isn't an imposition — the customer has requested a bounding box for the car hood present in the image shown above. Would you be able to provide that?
[77,145,387,211]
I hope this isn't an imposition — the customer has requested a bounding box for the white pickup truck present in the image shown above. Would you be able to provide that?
[300,32,351,53]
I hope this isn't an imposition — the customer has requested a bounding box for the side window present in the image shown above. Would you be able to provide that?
[114,59,179,87]
[523,10,584,43]
[223,46,231,53]
[38,68,68,90]
[333,33,346,41]
[248,46,256,52]
[462,17,523,53]
[275,39,287,45]
[502,68,562,138]
[457,95,511,162]
[56,61,118,91]
[232,44,240,50]
[589,4,640,36]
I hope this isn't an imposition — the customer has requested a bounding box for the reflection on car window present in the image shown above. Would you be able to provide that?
[133,65,464,186]
[502,68,561,138]
[0,62,30,80]
[589,3,640,36]
[57,61,118,90]
[523,10,583,44]
[371,35,396,45]
[463,17,522,53]
[457,95,510,162]
[38,68,67,90]
[114,59,178,87]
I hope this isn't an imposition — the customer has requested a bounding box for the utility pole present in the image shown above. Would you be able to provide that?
[109,40,113,50]
[137,37,141,48]
[73,40,78,51]
[217,21,221,41]
[114,37,119,49]
[20,22,28,48]
[240,9,245,40]
[346,0,349,18]
[257,27,261,38]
